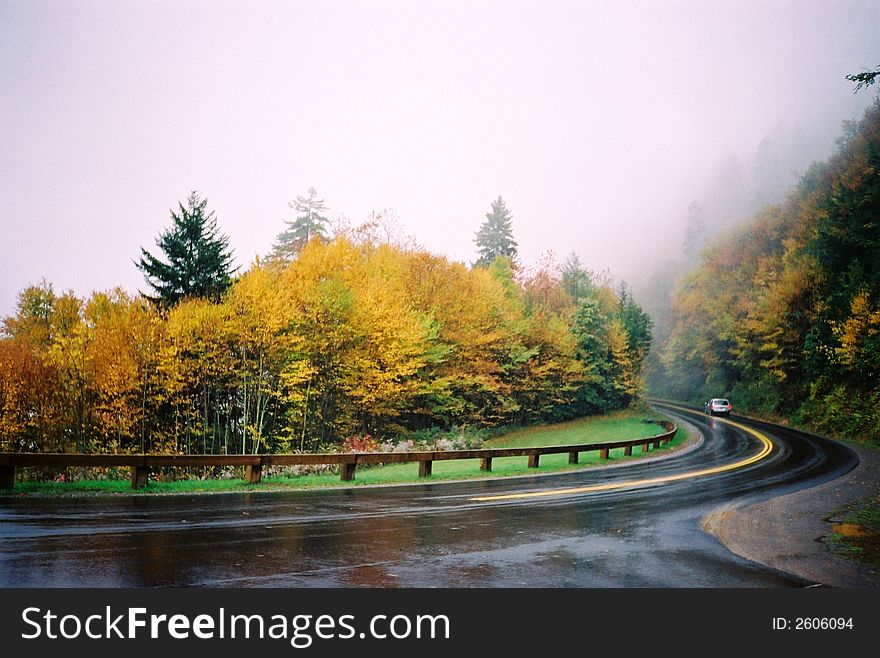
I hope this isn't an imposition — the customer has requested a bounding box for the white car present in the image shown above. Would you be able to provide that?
[704,398,732,417]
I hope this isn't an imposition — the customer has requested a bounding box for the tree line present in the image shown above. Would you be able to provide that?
[659,97,880,443]
[0,194,651,454]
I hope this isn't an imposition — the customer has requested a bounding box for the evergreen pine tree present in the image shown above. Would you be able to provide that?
[270,187,329,263]
[616,282,653,371]
[474,196,518,267]
[561,253,595,303]
[571,297,613,412]
[137,191,235,307]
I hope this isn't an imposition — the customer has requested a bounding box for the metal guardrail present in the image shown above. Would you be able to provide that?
[0,421,676,490]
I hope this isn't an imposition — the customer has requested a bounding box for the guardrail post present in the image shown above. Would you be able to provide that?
[528,454,540,468]
[480,457,492,471]
[418,460,433,477]
[0,465,14,490]
[642,442,651,454]
[568,451,579,464]
[624,445,633,456]
[130,466,149,490]
[653,439,662,449]
[599,448,610,459]
[245,464,262,484]
[340,462,356,482]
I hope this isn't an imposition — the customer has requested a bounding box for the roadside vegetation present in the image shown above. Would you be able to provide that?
[7,410,685,495]
[654,98,880,447]
[827,493,880,564]
[0,194,652,465]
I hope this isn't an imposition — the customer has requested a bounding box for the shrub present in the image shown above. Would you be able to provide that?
[340,434,380,453]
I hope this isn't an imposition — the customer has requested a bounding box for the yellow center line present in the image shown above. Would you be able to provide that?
[469,405,774,502]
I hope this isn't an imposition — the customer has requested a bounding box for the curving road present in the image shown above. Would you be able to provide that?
[0,404,859,587]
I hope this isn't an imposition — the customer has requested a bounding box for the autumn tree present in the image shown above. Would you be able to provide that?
[225,265,287,453]
[5,234,654,456]
[511,261,586,423]
[2,281,55,348]
[474,196,518,267]
[0,332,57,452]
[137,191,236,307]
[78,291,144,452]
[2,284,62,451]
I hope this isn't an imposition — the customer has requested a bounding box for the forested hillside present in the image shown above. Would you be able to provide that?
[659,98,880,443]
[0,239,650,454]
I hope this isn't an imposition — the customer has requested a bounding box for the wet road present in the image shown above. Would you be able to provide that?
[0,404,859,587]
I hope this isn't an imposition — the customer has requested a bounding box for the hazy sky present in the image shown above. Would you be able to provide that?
[1,0,877,317]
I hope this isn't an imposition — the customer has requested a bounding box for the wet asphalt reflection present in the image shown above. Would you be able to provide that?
[0,405,858,587]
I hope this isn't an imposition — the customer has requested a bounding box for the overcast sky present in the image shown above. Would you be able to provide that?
[1,0,877,317]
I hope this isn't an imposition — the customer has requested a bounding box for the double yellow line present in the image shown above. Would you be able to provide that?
[469,405,774,502]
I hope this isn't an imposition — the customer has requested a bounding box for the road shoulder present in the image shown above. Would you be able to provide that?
[702,442,880,587]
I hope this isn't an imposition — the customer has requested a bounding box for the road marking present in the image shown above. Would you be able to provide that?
[470,406,774,502]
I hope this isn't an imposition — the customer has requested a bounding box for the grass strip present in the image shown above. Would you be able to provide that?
[8,410,684,496]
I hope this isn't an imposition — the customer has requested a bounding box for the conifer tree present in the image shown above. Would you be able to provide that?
[137,191,235,307]
[270,187,329,263]
[561,253,595,304]
[474,196,518,267]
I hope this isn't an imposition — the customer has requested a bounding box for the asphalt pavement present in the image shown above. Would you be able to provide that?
[0,404,859,587]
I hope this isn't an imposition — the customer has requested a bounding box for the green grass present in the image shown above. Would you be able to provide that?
[483,411,664,448]
[10,477,261,495]
[827,495,880,564]
[6,410,685,496]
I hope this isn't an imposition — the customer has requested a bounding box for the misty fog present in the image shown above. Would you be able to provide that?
[1,0,877,318]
